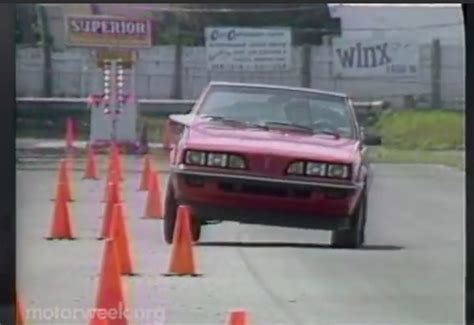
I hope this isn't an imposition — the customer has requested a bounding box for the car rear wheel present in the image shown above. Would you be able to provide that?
[330,191,367,249]
[163,181,202,244]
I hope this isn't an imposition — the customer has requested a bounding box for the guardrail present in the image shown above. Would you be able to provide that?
[16,97,386,116]
[16,97,196,116]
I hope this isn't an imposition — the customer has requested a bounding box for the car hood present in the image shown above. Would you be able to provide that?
[185,121,359,163]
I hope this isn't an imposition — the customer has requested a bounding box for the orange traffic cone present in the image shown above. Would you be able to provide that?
[67,154,76,193]
[109,145,124,182]
[52,178,72,203]
[102,172,123,203]
[52,159,73,202]
[142,172,162,219]
[47,186,76,240]
[146,163,156,191]
[83,145,99,180]
[94,239,127,325]
[226,309,250,325]
[110,203,135,275]
[138,155,152,191]
[16,294,26,325]
[99,182,121,239]
[164,205,198,276]
[116,152,124,182]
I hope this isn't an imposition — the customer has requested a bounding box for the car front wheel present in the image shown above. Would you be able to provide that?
[163,181,201,244]
[330,191,367,249]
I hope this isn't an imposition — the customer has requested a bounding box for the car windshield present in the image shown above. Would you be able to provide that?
[196,85,356,138]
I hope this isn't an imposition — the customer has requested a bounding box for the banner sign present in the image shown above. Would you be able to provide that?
[65,15,152,48]
[332,39,420,77]
[205,27,291,71]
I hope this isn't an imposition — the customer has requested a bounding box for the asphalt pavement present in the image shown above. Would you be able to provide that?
[16,150,464,325]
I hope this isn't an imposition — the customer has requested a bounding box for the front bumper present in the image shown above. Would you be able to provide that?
[170,164,364,230]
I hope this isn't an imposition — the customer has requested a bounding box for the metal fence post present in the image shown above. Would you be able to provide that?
[301,44,311,88]
[431,38,442,108]
[171,34,183,99]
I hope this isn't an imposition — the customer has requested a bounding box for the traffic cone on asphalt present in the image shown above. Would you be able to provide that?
[67,154,76,199]
[94,239,127,325]
[102,171,123,203]
[146,163,156,191]
[52,177,72,203]
[83,145,99,180]
[164,205,198,276]
[52,159,73,202]
[142,172,162,219]
[109,144,124,182]
[47,186,76,240]
[16,294,26,325]
[138,155,152,191]
[99,182,121,239]
[226,309,250,325]
[110,203,134,276]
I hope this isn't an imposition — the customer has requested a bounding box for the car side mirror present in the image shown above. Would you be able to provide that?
[362,132,382,146]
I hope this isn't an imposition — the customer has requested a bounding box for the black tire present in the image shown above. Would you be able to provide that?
[163,181,202,244]
[331,191,367,249]
[191,217,202,243]
[163,181,177,244]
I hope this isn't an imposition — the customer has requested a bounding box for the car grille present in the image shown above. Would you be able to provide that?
[183,175,354,199]
[218,181,312,199]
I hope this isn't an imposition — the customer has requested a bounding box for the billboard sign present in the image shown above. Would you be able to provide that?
[65,15,152,48]
[205,27,292,71]
[332,38,420,77]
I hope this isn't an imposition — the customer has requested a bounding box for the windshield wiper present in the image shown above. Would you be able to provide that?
[314,130,341,139]
[199,115,268,130]
[260,121,315,134]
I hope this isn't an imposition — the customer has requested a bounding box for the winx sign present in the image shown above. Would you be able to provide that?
[332,39,420,77]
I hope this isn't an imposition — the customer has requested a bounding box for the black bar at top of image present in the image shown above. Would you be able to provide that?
[464,4,474,325]
[0,3,16,325]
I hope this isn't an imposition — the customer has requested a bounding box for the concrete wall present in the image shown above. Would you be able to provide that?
[16,40,464,109]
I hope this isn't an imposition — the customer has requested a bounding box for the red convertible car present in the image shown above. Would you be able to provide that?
[163,82,379,248]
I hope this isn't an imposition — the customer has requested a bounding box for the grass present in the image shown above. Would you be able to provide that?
[373,109,465,150]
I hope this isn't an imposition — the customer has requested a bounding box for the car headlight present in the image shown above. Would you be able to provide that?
[327,164,349,179]
[287,161,350,179]
[185,150,206,166]
[306,162,327,176]
[184,150,246,169]
[228,154,246,169]
[207,153,228,167]
[287,161,305,175]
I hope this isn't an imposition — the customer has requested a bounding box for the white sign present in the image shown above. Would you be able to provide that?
[332,39,420,77]
[205,27,291,71]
